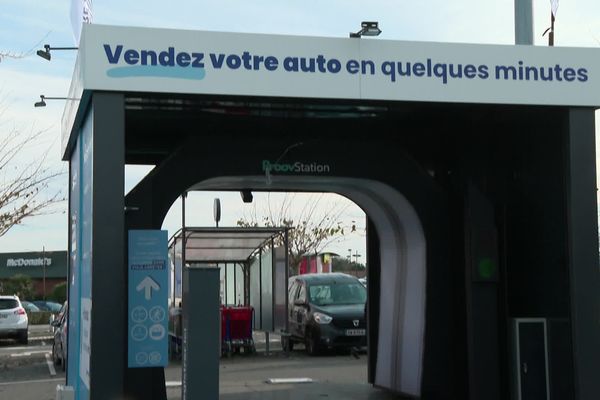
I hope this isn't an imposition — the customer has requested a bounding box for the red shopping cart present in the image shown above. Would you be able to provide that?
[221,305,255,357]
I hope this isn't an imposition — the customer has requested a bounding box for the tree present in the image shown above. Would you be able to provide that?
[0,33,49,64]
[0,114,65,237]
[0,51,26,63]
[50,282,67,304]
[237,193,355,273]
[1,274,34,299]
[331,256,366,276]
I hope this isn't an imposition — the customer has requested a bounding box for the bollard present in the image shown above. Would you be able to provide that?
[265,331,270,355]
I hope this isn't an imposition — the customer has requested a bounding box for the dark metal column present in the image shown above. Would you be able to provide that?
[464,183,500,400]
[90,92,125,399]
[566,108,600,400]
[366,217,380,385]
[182,267,220,400]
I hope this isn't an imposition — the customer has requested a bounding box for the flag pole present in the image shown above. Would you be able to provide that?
[549,12,555,46]
[514,0,534,45]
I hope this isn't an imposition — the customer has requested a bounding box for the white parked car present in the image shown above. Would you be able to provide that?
[0,295,29,344]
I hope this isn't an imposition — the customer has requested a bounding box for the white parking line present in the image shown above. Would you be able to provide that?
[266,378,314,384]
[10,350,51,358]
[45,353,56,376]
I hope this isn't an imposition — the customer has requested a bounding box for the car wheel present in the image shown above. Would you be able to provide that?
[52,343,60,366]
[305,330,320,356]
[56,344,67,372]
[281,335,294,352]
[60,345,66,372]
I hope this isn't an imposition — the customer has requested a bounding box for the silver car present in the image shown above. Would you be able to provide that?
[0,295,29,344]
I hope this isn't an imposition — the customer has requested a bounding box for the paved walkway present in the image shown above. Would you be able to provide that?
[164,347,404,400]
[29,324,54,341]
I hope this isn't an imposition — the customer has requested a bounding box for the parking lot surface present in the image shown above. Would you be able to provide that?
[0,325,63,400]
[166,350,401,400]
[1,327,403,400]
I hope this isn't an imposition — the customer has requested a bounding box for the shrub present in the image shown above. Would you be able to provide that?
[28,311,54,325]
[1,274,34,299]
[50,282,67,304]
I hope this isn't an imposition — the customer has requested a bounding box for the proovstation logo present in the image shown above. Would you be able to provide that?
[103,44,206,80]
[262,160,331,174]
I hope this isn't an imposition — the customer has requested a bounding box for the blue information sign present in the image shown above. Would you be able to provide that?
[128,230,169,368]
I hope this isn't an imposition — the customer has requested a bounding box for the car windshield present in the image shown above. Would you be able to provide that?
[0,299,19,310]
[47,302,63,312]
[21,302,40,312]
[308,282,366,306]
[33,301,62,312]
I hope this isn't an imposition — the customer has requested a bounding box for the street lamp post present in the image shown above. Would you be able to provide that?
[42,246,46,300]
[352,251,362,277]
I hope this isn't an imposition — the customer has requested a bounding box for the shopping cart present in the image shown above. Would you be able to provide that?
[221,305,255,357]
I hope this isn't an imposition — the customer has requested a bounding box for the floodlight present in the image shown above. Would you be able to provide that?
[34,95,78,108]
[36,44,78,61]
[36,45,51,61]
[240,189,253,203]
[34,96,47,107]
[350,21,382,38]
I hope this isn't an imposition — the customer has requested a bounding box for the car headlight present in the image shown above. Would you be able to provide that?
[313,312,332,324]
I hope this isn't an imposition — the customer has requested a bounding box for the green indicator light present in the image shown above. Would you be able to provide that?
[478,258,496,279]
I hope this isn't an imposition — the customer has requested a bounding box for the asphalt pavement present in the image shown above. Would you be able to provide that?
[29,324,54,340]
[0,324,62,400]
[166,350,399,400]
[0,327,403,400]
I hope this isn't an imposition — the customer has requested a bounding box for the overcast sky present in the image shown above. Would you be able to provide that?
[1,0,599,255]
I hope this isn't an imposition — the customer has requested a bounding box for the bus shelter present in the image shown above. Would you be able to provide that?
[167,226,290,336]
[165,226,288,398]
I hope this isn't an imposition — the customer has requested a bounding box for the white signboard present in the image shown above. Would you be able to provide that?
[79,298,91,389]
[62,24,600,154]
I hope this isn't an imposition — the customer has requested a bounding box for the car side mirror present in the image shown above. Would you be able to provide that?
[294,299,307,306]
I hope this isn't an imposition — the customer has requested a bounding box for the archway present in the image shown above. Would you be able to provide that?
[191,176,426,394]
[125,132,454,396]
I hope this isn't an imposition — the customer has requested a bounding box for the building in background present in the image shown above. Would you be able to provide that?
[297,252,336,275]
[0,251,68,298]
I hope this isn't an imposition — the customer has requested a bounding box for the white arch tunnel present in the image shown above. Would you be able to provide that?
[191,175,427,397]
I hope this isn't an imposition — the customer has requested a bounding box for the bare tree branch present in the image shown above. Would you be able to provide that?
[0,31,51,63]
[0,112,66,237]
[237,193,350,272]
[0,51,27,63]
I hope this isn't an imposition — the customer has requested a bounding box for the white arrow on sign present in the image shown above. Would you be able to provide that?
[137,276,160,300]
